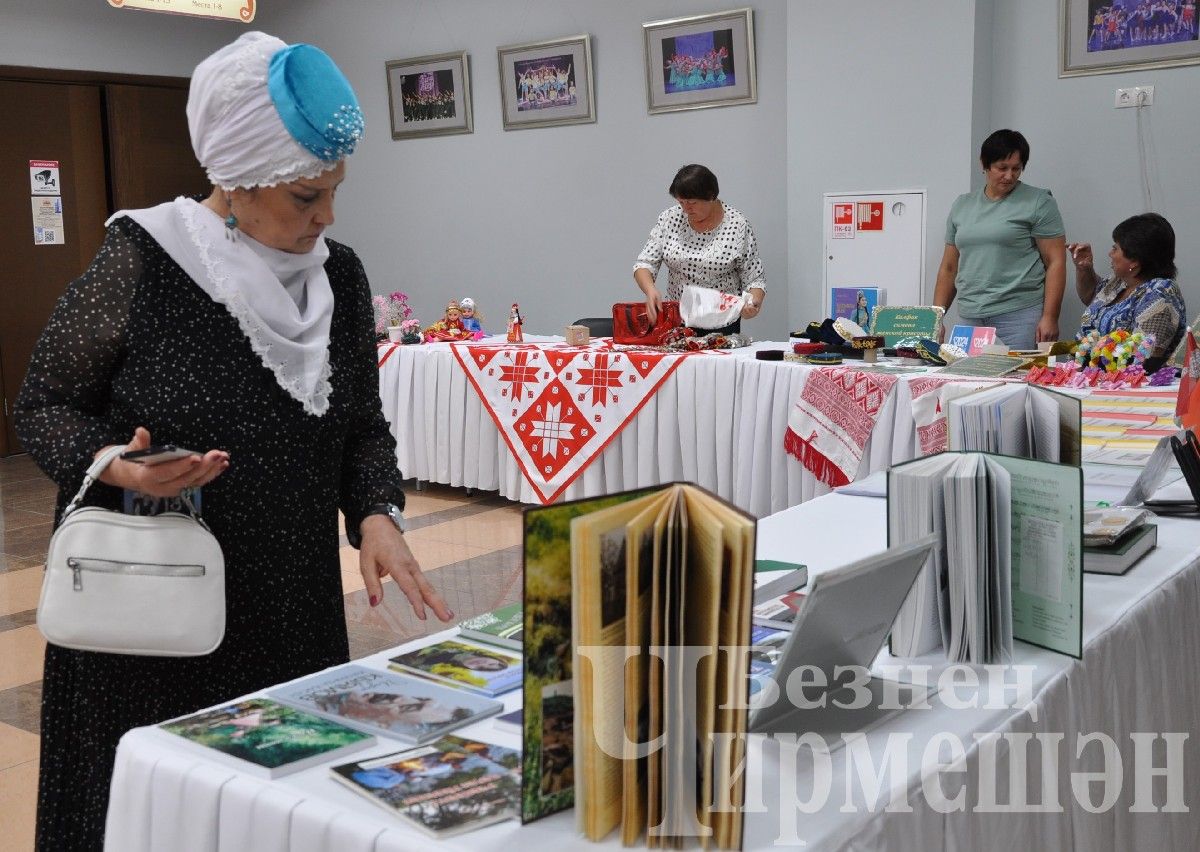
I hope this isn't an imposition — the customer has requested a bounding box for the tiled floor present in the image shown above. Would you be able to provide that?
[0,453,523,850]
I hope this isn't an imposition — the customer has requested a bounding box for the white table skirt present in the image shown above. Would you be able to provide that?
[379,337,911,517]
[106,484,1200,850]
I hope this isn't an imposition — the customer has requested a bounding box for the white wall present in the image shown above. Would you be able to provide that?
[270,0,790,339]
[6,1,1196,343]
[785,0,982,330]
[991,0,1200,336]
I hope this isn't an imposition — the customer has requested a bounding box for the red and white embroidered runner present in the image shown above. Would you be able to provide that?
[784,366,900,487]
[906,375,1003,456]
[452,342,690,503]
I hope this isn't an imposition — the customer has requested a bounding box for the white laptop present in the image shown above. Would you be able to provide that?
[749,534,938,745]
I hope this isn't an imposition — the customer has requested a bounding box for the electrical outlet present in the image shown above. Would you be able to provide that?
[1115,85,1154,108]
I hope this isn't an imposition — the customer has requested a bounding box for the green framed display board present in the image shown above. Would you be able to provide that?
[870,306,945,345]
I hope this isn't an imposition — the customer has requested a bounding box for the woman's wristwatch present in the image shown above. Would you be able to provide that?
[348,503,406,547]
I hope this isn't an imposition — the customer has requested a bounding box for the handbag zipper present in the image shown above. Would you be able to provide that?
[65,557,206,591]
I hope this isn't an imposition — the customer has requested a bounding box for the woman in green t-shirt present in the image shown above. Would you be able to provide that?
[932,129,1067,350]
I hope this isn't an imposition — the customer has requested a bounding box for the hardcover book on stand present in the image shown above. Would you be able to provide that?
[268,664,501,745]
[519,483,754,850]
[887,452,1084,662]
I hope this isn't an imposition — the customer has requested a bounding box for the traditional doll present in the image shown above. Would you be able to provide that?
[459,297,484,333]
[507,303,524,343]
[424,300,469,342]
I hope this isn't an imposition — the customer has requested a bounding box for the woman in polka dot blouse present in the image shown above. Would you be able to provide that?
[633,163,766,335]
[14,33,451,851]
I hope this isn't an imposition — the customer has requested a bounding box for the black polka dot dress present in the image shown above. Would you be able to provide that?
[15,217,405,852]
[633,203,767,300]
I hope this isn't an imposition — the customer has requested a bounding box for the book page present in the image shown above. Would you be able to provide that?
[647,492,680,848]
[680,492,723,843]
[1029,386,1082,465]
[986,455,1084,658]
[571,493,665,840]
[621,495,673,845]
[887,454,958,656]
[685,488,755,850]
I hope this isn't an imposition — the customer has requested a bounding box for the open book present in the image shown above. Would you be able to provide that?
[947,383,1081,465]
[519,484,754,850]
[887,452,1083,662]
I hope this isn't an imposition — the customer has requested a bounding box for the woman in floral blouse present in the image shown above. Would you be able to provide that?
[1070,212,1185,372]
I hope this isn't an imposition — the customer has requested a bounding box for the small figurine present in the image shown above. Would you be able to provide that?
[424,300,469,342]
[459,297,484,334]
[507,303,524,343]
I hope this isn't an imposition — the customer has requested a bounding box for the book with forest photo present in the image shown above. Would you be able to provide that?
[159,698,373,778]
[520,483,755,850]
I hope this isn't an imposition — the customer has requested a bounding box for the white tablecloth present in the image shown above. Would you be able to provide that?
[379,337,911,517]
[106,484,1200,850]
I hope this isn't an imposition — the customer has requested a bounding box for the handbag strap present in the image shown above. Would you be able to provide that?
[64,444,211,531]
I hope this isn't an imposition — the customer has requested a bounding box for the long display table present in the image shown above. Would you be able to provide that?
[105,483,1200,850]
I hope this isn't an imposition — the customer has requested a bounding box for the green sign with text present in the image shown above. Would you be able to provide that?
[870,306,945,345]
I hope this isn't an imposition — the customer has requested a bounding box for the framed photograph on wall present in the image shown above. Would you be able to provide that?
[497,34,595,130]
[1060,0,1200,77]
[642,7,756,114]
[385,51,473,139]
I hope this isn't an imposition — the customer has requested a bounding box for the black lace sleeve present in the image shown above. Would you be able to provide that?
[333,246,406,546]
[14,221,140,495]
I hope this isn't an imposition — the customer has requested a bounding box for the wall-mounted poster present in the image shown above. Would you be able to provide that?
[642,7,757,114]
[1061,0,1200,76]
[497,34,596,131]
[386,51,473,140]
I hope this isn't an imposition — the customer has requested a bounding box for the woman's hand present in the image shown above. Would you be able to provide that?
[96,427,229,498]
[1066,242,1094,270]
[644,285,663,323]
[1067,241,1100,304]
[1036,314,1060,344]
[741,291,763,320]
[359,515,454,622]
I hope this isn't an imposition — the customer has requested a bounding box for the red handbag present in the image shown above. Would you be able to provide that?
[611,301,682,345]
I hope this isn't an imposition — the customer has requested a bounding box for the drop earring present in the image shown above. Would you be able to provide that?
[223,194,238,238]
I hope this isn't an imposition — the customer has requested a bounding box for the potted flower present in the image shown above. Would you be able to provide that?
[400,318,423,345]
[372,291,413,342]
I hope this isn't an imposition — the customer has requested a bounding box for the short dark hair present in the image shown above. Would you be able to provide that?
[669,164,719,201]
[979,129,1030,168]
[1113,213,1177,280]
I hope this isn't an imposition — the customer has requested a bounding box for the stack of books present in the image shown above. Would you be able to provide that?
[1082,506,1157,575]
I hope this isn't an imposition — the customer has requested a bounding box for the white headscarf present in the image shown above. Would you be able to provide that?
[187,31,335,190]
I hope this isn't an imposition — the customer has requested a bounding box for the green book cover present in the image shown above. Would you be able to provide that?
[459,603,524,650]
[160,698,373,777]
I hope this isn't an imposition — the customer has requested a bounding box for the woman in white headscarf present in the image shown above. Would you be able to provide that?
[15,32,451,851]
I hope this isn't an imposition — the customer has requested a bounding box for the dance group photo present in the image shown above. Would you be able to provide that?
[514,54,577,111]
[660,28,735,93]
[400,69,457,122]
[1088,0,1197,51]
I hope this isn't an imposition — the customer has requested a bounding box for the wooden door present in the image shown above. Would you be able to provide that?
[106,84,208,211]
[0,80,109,454]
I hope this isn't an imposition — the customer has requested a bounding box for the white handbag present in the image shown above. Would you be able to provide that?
[36,445,226,656]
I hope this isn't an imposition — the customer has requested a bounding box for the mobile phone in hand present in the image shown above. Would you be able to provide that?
[120,444,200,465]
